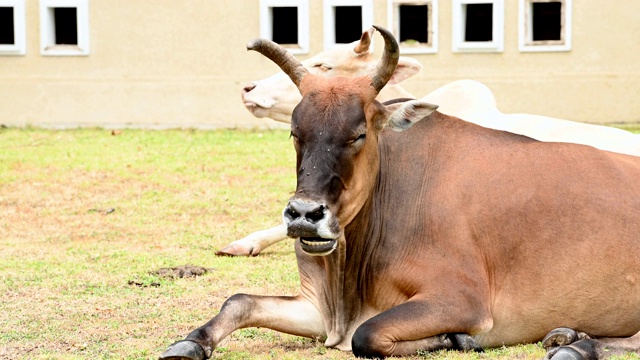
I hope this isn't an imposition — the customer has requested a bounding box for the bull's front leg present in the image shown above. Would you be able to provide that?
[159,294,325,360]
[351,299,491,358]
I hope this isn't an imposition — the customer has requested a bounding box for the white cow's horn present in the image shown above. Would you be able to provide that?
[247,38,309,88]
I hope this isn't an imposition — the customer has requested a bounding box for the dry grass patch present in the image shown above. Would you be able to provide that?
[0,128,298,359]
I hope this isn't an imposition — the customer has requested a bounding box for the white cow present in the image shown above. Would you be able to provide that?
[221,27,640,257]
[242,27,420,123]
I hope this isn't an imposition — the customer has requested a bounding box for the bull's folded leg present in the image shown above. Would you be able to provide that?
[159,294,325,360]
[215,224,288,256]
[350,300,490,358]
[545,331,640,360]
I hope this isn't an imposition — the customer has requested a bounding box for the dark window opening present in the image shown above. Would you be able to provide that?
[335,6,362,44]
[464,3,493,42]
[53,7,78,45]
[272,7,298,45]
[0,7,15,45]
[532,2,562,41]
[399,5,430,44]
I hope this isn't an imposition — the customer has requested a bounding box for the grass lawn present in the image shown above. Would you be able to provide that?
[1,126,639,360]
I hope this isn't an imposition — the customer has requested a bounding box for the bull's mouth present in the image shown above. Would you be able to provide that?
[299,237,337,256]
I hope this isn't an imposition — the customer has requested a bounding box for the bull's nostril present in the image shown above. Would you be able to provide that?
[306,205,325,223]
[285,207,300,220]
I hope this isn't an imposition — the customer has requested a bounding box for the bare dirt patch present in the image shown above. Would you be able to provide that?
[154,264,214,279]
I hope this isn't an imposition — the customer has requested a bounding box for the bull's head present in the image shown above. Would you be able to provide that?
[247,26,437,256]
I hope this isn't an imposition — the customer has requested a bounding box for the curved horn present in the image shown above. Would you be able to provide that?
[247,39,309,88]
[370,25,400,93]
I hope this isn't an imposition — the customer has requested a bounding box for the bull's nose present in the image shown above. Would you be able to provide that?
[284,200,326,224]
[242,83,256,95]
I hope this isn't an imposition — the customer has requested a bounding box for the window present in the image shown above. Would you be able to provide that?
[519,0,572,52]
[260,0,309,54]
[387,0,438,54]
[0,0,25,55]
[39,0,90,56]
[452,0,504,53]
[465,3,493,41]
[335,6,362,43]
[272,7,298,45]
[323,0,373,50]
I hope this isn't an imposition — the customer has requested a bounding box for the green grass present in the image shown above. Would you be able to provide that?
[0,128,302,359]
[0,126,638,359]
[610,123,640,133]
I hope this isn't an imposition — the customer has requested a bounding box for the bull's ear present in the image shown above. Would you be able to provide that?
[386,100,438,131]
[388,57,422,84]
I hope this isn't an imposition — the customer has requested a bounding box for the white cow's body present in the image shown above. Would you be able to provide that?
[424,80,640,155]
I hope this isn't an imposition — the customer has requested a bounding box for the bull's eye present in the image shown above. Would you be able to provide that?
[350,133,366,146]
[290,131,300,148]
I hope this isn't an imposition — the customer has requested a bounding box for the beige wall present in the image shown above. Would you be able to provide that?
[397,1,640,124]
[1,0,638,129]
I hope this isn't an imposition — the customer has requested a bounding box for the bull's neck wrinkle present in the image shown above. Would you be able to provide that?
[320,233,349,347]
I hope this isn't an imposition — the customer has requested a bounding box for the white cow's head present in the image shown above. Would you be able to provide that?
[241,28,422,123]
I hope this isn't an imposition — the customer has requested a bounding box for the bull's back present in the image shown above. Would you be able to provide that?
[379,113,640,345]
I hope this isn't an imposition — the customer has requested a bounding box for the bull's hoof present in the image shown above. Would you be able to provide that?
[547,346,585,360]
[545,346,602,360]
[545,338,599,360]
[450,333,483,352]
[215,242,257,257]
[542,327,579,350]
[159,340,206,360]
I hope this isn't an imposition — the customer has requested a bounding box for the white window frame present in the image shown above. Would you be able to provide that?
[519,0,572,52]
[260,0,309,55]
[0,0,26,55]
[39,0,90,56]
[452,0,504,53]
[387,0,438,54]
[323,0,373,50]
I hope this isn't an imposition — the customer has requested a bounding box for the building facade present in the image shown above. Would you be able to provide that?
[0,0,638,128]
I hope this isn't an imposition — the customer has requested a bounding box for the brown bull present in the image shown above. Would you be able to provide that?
[160,26,640,360]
